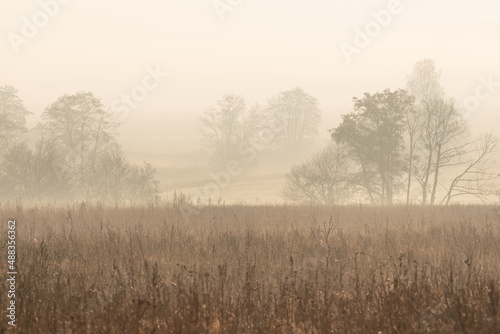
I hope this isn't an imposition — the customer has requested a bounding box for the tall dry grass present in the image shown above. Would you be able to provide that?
[1,203,499,333]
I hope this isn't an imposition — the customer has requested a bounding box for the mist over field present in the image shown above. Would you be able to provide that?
[2,0,500,205]
[2,1,500,332]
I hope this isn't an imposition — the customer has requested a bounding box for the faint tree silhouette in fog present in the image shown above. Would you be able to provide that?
[283,143,352,204]
[0,85,30,153]
[0,140,67,199]
[95,144,129,202]
[94,144,160,202]
[127,161,160,203]
[406,59,444,105]
[266,87,321,150]
[197,94,265,163]
[405,59,498,205]
[41,91,117,198]
[0,88,160,202]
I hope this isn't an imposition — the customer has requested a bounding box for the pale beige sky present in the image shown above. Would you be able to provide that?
[2,0,500,155]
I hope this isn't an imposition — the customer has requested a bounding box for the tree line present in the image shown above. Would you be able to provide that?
[0,90,159,202]
[3,59,496,205]
[197,87,322,165]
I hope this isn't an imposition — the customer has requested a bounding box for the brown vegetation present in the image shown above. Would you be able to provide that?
[1,203,500,333]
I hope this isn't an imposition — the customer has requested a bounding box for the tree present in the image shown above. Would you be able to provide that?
[0,140,67,200]
[197,94,264,163]
[440,133,498,204]
[197,94,244,162]
[411,97,469,205]
[405,59,474,205]
[426,98,467,205]
[95,145,130,202]
[0,85,30,152]
[406,59,444,104]
[405,59,444,204]
[128,162,160,202]
[404,59,498,205]
[41,91,117,197]
[266,87,321,150]
[92,144,160,203]
[407,94,475,205]
[330,89,414,204]
[283,143,352,204]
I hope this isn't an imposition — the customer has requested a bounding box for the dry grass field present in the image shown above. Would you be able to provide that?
[1,203,500,333]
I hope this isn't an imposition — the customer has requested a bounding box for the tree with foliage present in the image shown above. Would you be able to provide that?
[330,89,414,204]
[0,85,30,152]
[41,91,117,198]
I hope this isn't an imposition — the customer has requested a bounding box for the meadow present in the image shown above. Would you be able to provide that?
[1,203,499,333]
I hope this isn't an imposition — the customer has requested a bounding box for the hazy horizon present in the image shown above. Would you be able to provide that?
[2,0,500,203]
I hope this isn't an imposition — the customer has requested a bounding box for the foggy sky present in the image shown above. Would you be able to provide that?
[2,0,500,159]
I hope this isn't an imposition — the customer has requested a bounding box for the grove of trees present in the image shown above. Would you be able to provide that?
[197,87,322,165]
[285,59,498,205]
[0,88,159,202]
[2,59,498,206]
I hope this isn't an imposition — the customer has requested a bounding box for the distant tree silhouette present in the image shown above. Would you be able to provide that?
[266,87,321,150]
[0,85,30,153]
[283,143,352,204]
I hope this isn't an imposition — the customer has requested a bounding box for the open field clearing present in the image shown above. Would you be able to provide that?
[163,177,286,205]
[1,204,500,333]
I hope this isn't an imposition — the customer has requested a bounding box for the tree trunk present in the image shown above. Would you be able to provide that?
[430,144,442,205]
[406,137,414,205]
[421,148,433,205]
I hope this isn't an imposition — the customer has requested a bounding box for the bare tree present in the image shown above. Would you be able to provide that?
[403,102,422,204]
[409,97,470,205]
[283,143,352,204]
[197,94,264,163]
[440,133,498,204]
[405,59,444,204]
[42,91,115,152]
[405,59,489,205]
[266,87,321,150]
[95,144,130,202]
[409,95,496,205]
[127,162,160,202]
[427,98,467,205]
[406,59,444,104]
[0,85,30,152]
